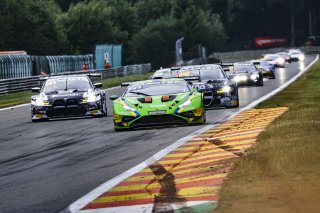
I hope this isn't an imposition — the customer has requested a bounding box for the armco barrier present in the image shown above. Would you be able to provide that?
[0,63,151,95]
[210,46,320,62]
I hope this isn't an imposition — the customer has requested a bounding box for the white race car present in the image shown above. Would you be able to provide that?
[263,54,285,68]
[287,49,305,62]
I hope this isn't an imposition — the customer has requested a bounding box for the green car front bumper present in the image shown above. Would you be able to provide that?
[113,93,205,130]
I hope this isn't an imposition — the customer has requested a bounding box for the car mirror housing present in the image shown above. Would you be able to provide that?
[197,85,206,93]
[94,83,103,88]
[31,87,41,93]
[109,95,118,100]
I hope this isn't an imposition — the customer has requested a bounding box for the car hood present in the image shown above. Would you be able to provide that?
[193,79,228,89]
[114,92,202,116]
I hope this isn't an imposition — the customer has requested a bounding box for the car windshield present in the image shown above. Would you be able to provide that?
[291,51,301,54]
[42,77,92,93]
[125,81,190,97]
[200,68,226,80]
[265,55,278,60]
[234,64,255,72]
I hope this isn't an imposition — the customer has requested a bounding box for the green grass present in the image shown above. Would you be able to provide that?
[0,72,153,109]
[0,91,34,108]
[216,60,320,213]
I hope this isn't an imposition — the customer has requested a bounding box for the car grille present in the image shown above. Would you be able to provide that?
[47,98,86,117]
[66,99,78,106]
[47,108,86,117]
[53,99,65,107]
[131,115,186,128]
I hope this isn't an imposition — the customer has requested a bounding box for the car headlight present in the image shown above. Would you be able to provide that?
[299,54,305,61]
[250,74,259,80]
[88,94,100,102]
[277,58,285,64]
[222,86,231,93]
[123,104,136,112]
[234,75,248,82]
[83,94,101,103]
[180,99,192,108]
[35,98,50,106]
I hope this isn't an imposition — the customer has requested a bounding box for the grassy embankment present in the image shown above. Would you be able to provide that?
[216,60,320,213]
[0,72,153,109]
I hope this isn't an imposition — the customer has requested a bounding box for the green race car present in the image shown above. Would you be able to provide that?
[110,78,206,131]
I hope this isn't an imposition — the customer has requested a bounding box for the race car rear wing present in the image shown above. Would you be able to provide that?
[218,62,234,72]
[181,76,200,82]
[217,62,234,72]
[87,73,102,78]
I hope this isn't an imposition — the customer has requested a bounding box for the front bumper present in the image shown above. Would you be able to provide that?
[204,90,238,108]
[31,102,102,120]
[113,108,204,129]
[262,70,275,78]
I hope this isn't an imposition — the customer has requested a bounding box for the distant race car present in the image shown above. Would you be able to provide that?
[31,74,107,122]
[225,62,264,86]
[277,52,292,63]
[109,78,206,131]
[152,67,179,79]
[252,60,276,79]
[177,65,239,108]
[287,49,305,61]
[263,54,285,68]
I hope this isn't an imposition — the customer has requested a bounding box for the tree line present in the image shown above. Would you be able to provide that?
[0,0,318,67]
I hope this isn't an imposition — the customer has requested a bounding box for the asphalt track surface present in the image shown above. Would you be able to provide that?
[0,55,316,213]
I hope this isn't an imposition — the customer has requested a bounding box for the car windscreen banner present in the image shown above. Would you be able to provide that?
[255,37,286,48]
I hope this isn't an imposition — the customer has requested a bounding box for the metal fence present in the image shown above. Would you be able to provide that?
[0,63,151,95]
[46,55,94,75]
[0,55,33,79]
[0,54,94,80]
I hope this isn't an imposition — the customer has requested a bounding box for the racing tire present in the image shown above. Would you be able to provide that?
[115,128,129,132]
[233,96,240,108]
[102,98,107,117]
[256,81,264,87]
[93,98,107,118]
[269,74,276,79]
[32,118,48,122]
[201,111,206,124]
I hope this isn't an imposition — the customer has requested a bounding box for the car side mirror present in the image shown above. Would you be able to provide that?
[197,85,206,93]
[94,83,103,88]
[109,95,118,100]
[32,87,40,93]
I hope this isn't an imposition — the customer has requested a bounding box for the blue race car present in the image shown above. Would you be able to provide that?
[252,60,276,79]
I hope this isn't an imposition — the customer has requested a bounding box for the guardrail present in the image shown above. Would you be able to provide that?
[210,46,320,62]
[0,63,151,95]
